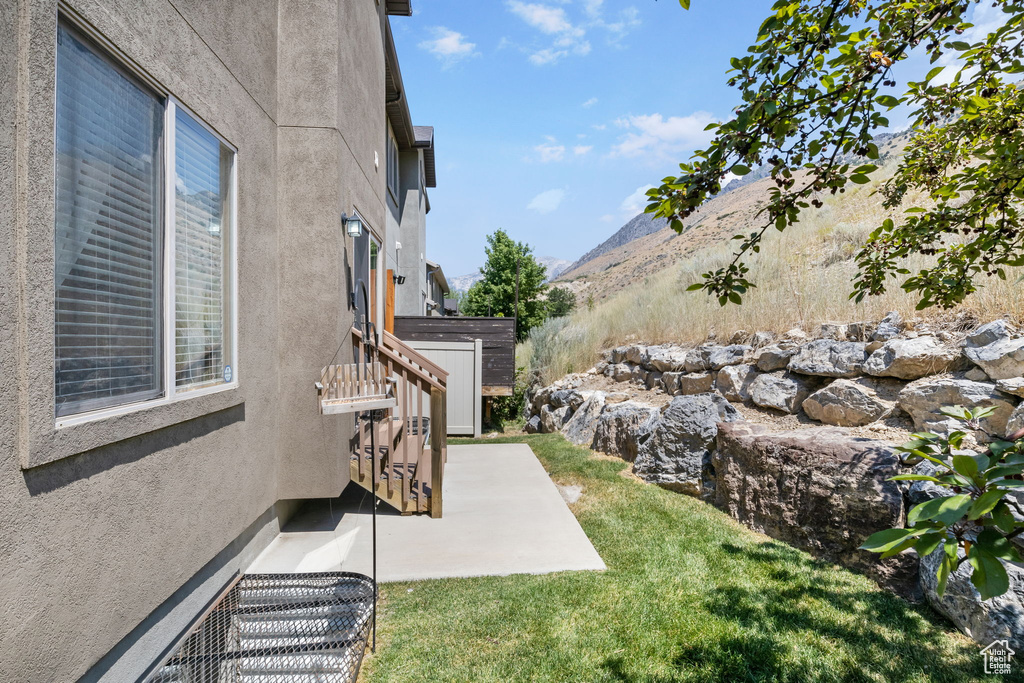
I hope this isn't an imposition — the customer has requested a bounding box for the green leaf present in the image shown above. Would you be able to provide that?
[925,66,945,81]
[859,527,920,553]
[732,165,752,176]
[679,0,690,9]
[915,532,946,558]
[850,174,871,184]
[975,529,1022,562]
[968,490,1007,520]
[992,503,1017,534]
[889,474,942,482]
[968,545,1010,600]
[908,495,972,526]
[875,95,900,108]
[952,454,979,479]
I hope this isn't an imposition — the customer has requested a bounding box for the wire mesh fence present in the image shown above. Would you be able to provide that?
[149,572,375,683]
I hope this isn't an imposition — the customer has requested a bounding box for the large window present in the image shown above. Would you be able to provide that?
[386,124,399,199]
[54,20,236,419]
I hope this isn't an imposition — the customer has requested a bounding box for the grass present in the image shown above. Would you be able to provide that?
[361,434,993,683]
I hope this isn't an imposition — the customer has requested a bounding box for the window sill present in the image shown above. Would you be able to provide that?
[22,386,245,470]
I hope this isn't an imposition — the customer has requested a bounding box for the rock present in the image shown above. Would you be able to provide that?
[750,331,774,349]
[562,392,607,447]
[661,372,682,395]
[713,423,917,597]
[749,372,815,414]
[524,415,541,434]
[865,341,884,354]
[716,365,758,402]
[683,346,713,373]
[802,378,895,426]
[531,385,554,413]
[609,363,632,382]
[872,311,903,342]
[965,319,1013,348]
[678,372,715,395]
[920,546,1024,648]
[605,391,630,404]
[846,321,871,340]
[784,328,808,341]
[898,378,1018,439]
[819,322,849,340]
[549,389,585,410]
[611,346,629,364]
[630,365,648,385]
[965,366,990,382]
[788,340,868,378]
[964,337,1024,380]
[646,346,688,372]
[624,344,649,366]
[645,371,664,391]
[996,377,1024,398]
[904,461,947,506]
[633,393,742,495]
[864,336,959,380]
[708,345,752,370]
[557,484,583,505]
[593,401,659,462]
[1008,404,1024,437]
[754,344,796,372]
[540,405,570,434]
[729,330,749,344]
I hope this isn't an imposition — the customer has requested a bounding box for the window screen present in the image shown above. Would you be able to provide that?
[174,110,233,390]
[54,24,164,417]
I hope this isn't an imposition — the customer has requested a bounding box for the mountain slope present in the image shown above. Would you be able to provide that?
[449,256,572,293]
[562,213,668,277]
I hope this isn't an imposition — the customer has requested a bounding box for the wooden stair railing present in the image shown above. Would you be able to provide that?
[345,327,448,518]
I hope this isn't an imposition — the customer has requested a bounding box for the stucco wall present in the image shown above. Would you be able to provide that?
[396,148,428,316]
[0,0,390,678]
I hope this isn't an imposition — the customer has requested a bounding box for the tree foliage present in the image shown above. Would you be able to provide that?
[653,1,1024,309]
[861,407,1024,600]
[462,229,548,341]
[546,286,577,318]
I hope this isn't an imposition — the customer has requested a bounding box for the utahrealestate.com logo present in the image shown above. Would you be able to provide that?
[981,640,1015,676]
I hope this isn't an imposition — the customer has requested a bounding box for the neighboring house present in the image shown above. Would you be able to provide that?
[426,260,452,316]
[0,2,444,680]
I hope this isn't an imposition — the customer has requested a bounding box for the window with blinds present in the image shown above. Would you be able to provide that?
[54,23,164,417]
[54,18,236,419]
[174,111,233,391]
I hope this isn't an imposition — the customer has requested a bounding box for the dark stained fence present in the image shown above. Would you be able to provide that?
[394,316,515,391]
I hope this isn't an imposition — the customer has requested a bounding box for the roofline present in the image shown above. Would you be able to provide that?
[426,262,450,293]
[385,0,413,17]
[384,20,414,148]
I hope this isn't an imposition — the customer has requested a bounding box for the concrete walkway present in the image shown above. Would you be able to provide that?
[248,443,606,582]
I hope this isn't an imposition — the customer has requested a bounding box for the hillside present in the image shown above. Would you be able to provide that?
[450,255,572,293]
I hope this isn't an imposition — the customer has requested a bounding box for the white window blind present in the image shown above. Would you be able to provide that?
[54,24,164,417]
[174,111,233,391]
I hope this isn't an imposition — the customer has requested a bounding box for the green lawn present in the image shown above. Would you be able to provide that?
[362,434,993,683]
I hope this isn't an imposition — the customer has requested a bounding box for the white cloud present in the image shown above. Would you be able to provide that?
[612,112,717,159]
[592,123,607,131]
[620,185,654,217]
[506,0,611,65]
[721,172,739,189]
[582,97,598,108]
[535,140,566,162]
[527,188,565,214]
[573,145,593,156]
[419,27,478,65]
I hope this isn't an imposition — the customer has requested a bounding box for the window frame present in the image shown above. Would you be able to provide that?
[386,123,399,200]
[53,16,239,429]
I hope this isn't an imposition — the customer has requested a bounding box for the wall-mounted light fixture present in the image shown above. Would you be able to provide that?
[341,212,363,237]
[393,274,407,285]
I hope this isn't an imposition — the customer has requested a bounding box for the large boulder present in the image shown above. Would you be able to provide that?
[592,401,659,462]
[864,337,959,380]
[630,365,648,385]
[788,339,868,378]
[1008,404,1024,437]
[608,363,633,382]
[965,319,1013,348]
[749,372,815,414]
[645,370,664,391]
[550,389,588,411]
[684,346,713,373]
[540,405,570,434]
[713,423,916,596]
[802,378,897,427]
[646,346,689,372]
[524,415,541,434]
[716,365,758,402]
[898,378,1018,439]
[754,344,796,372]
[624,345,649,366]
[708,345,752,370]
[633,394,742,495]
[562,392,607,447]
[964,336,1024,380]
[661,372,683,395]
[920,547,1024,649]
[872,311,903,342]
[678,372,715,395]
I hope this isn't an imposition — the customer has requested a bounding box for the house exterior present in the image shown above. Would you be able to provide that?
[0,1,439,680]
[426,260,452,315]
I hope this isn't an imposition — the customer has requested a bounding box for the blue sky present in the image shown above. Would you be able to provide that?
[391,0,771,276]
[390,0,1002,278]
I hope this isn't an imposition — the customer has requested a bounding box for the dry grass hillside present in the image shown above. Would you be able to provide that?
[526,138,1024,383]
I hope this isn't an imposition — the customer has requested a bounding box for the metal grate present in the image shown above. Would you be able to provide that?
[149,572,375,683]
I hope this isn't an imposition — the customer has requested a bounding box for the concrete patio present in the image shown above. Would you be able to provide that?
[248,443,606,582]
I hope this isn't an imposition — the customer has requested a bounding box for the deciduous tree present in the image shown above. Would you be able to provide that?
[462,230,548,340]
